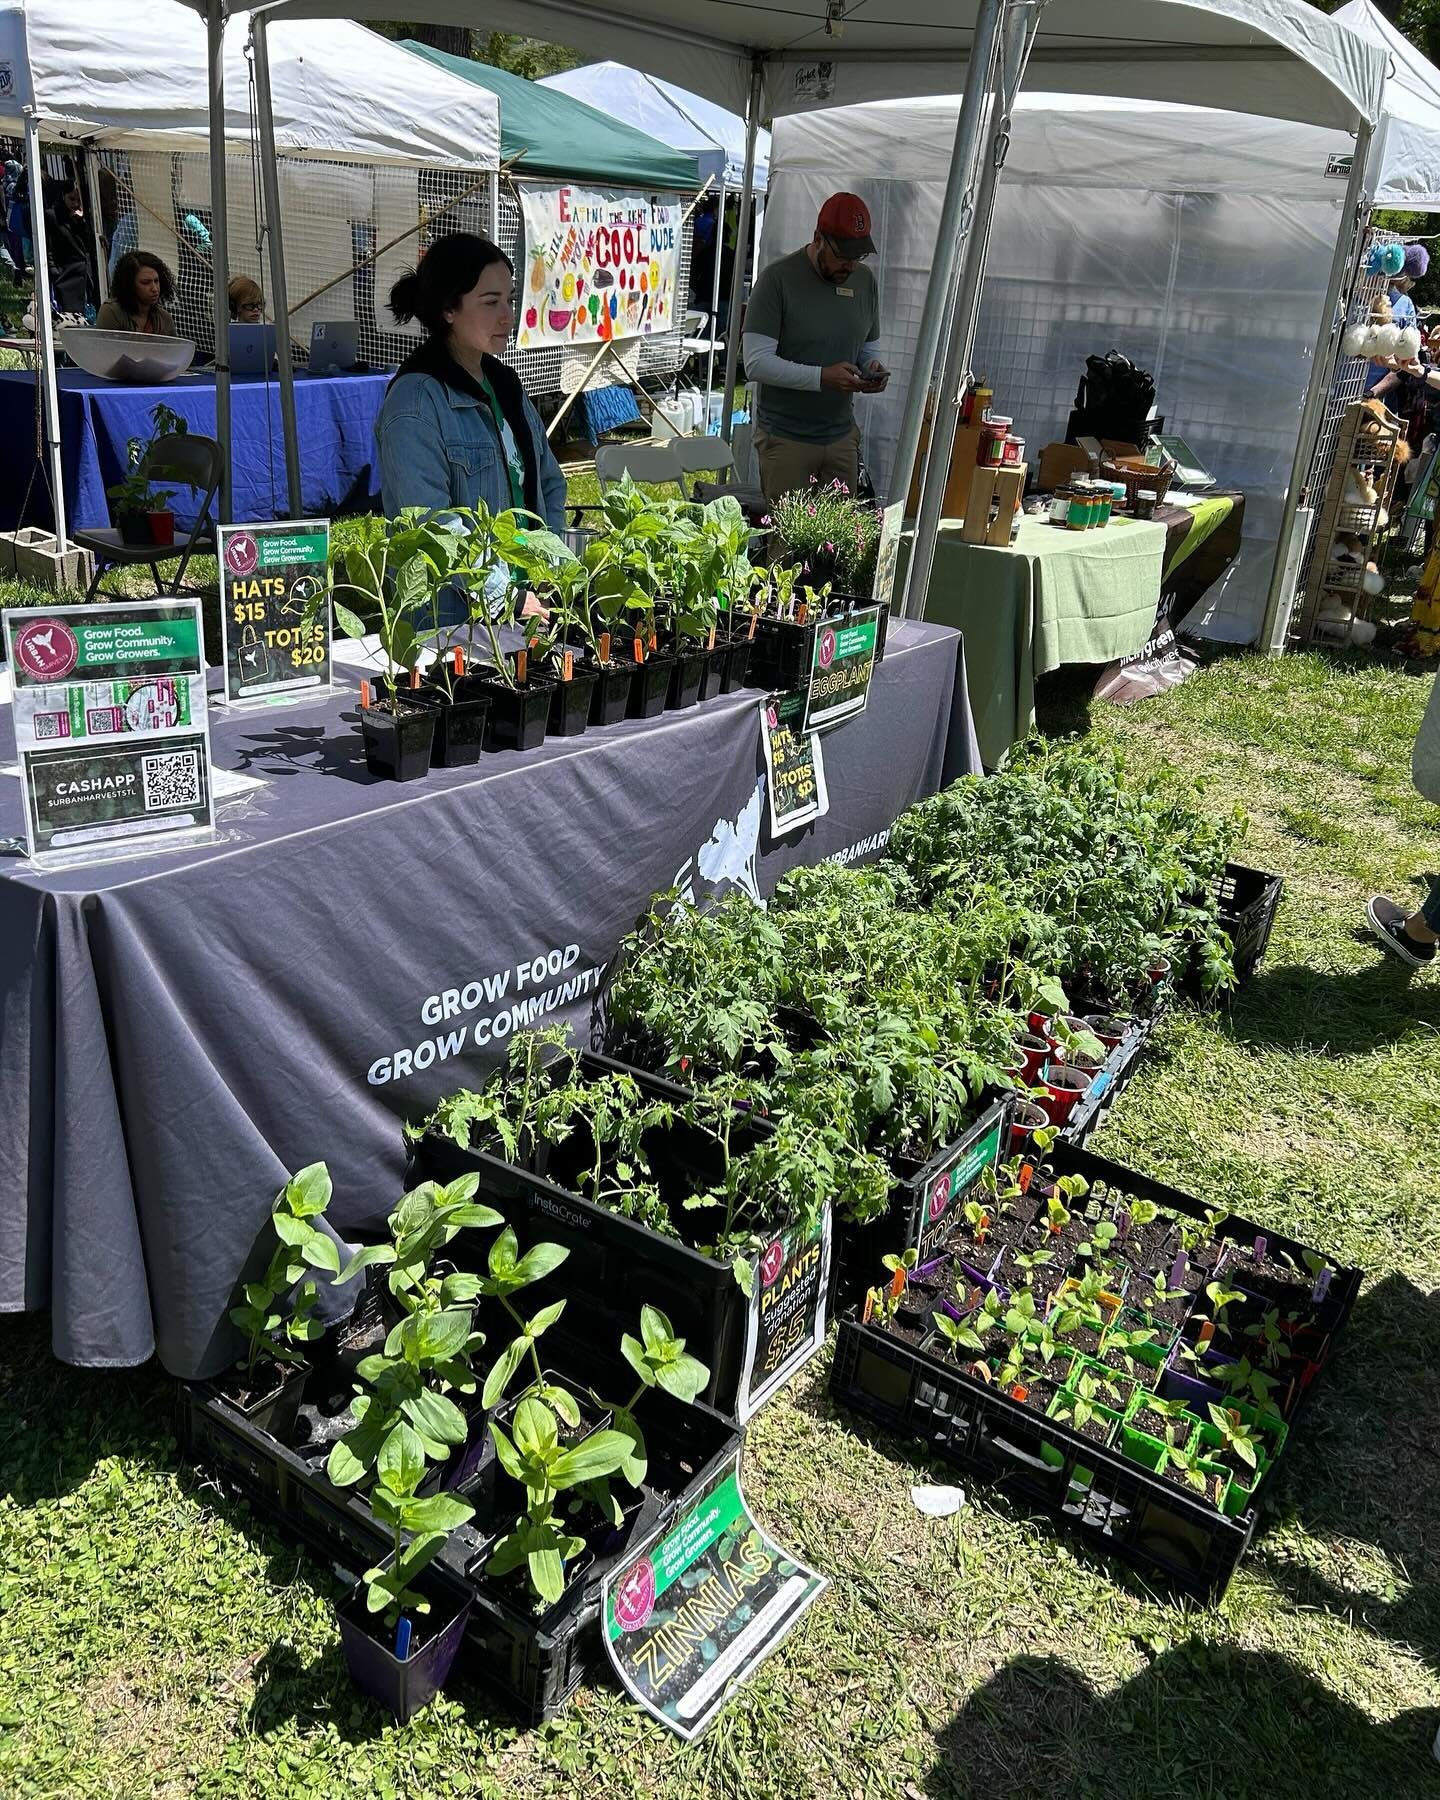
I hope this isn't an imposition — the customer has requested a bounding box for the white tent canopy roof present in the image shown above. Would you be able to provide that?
[1334,0,1440,209]
[538,60,771,189]
[189,0,1387,133]
[773,90,1348,192]
[0,0,501,167]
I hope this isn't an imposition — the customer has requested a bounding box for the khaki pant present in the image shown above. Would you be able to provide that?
[755,424,860,504]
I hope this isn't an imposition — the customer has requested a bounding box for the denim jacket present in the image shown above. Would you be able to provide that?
[374,371,568,534]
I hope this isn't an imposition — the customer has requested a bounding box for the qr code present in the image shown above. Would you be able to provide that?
[33,711,68,740]
[141,750,202,812]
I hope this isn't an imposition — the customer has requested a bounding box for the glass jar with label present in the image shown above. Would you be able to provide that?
[1049,489,1071,526]
[1134,487,1158,521]
[1067,480,1092,530]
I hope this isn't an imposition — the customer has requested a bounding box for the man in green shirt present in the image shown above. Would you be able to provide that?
[742,192,887,503]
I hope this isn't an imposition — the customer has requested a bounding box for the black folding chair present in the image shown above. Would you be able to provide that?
[73,432,223,601]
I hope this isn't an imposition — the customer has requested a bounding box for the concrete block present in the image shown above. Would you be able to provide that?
[12,532,95,595]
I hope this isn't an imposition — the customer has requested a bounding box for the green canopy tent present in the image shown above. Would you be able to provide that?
[402,42,700,187]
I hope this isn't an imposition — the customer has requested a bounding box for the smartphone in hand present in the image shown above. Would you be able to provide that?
[860,364,890,393]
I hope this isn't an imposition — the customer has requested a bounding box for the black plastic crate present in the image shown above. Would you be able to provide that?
[1061,1006,1163,1149]
[178,1373,741,1724]
[831,1317,1256,1602]
[406,1054,823,1422]
[1215,862,1284,983]
[828,1146,1361,1603]
[833,1100,1010,1308]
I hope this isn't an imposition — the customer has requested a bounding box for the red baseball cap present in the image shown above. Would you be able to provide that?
[817,192,876,260]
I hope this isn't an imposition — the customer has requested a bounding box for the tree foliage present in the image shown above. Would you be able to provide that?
[366,21,582,77]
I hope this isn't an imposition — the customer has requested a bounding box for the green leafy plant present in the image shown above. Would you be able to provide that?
[227,1162,340,1376]
[1206,1404,1264,1474]
[106,401,185,516]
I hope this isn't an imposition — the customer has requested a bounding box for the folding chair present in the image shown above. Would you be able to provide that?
[73,431,223,601]
[571,440,686,528]
[671,433,768,522]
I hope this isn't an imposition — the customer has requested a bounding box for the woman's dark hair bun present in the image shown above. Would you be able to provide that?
[386,233,512,338]
[388,271,422,325]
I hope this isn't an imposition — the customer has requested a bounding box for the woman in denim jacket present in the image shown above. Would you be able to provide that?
[375,233,567,622]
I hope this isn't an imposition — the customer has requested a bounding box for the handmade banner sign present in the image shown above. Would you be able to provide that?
[518,185,680,349]
[908,1104,1009,1264]
[602,1452,827,1741]
[737,1211,832,1422]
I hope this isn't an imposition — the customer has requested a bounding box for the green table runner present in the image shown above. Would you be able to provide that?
[911,514,1164,767]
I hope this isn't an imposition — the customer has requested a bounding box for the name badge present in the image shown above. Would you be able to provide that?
[836,286,854,297]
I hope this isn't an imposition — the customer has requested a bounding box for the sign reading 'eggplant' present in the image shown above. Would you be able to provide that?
[803,605,880,733]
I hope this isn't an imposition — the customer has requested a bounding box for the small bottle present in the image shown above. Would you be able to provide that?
[973,380,994,425]
[1049,489,1071,526]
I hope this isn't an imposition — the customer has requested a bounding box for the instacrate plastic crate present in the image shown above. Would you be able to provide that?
[406,1053,818,1423]
[1216,863,1284,983]
[176,1375,740,1724]
[828,1145,1361,1604]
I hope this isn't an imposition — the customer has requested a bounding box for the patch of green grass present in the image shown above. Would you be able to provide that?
[4,650,1440,1796]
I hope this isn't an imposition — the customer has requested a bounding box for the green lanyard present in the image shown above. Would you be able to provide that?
[478,374,526,514]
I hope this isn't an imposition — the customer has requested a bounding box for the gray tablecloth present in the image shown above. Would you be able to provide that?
[0,621,978,1378]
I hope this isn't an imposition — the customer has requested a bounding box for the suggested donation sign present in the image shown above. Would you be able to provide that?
[5,600,214,859]
[218,521,332,704]
[602,1453,828,1741]
[517,185,680,350]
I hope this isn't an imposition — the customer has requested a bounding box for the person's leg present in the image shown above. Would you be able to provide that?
[756,429,825,505]
[817,425,861,495]
[1366,890,1440,966]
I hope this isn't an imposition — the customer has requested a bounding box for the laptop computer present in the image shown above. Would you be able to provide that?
[229,322,277,376]
[309,320,359,374]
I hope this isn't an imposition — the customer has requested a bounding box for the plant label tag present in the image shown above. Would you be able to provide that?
[736,1209,832,1422]
[217,520,332,708]
[803,604,880,734]
[601,1451,827,1742]
[908,1104,1007,1263]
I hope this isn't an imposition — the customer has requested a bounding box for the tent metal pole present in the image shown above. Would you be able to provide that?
[208,0,233,523]
[488,170,500,240]
[1260,118,1374,655]
[251,13,302,517]
[22,108,67,551]
[886,0,1007,533]
[720,58,763,445]
[83,151,107,302]
[903,0,1045,628]
[704,177,726,424]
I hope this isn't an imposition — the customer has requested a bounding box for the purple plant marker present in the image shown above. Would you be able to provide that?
[1116,1210,1132,1240]
[1253,1234,1268,1263]
[1169,1250,1188,1290]
[1312,1268,1333,1304]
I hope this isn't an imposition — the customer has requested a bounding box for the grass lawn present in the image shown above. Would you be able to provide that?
[4,626,1440,1791]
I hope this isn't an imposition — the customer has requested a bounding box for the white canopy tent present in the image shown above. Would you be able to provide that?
[1335,0,1440,210]
[0,0,499,546]
[184,0,1386,629]
[539,60,770,190]
[765,93,1350,641]
[539,59,771,409]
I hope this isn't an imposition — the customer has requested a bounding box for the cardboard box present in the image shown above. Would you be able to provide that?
[1038,440,1146,493]
[961,464,1027,546]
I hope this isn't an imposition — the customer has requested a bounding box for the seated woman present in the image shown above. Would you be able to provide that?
[96,251,178,336]
[228,275,265,322]
[375,233,566,601]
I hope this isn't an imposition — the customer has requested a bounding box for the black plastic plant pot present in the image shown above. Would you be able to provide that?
[698,643,730,702]
[722,635,754,693]
[547,666,599,738]
[335,1578,471,1724]
[625,654,675,720]
[360,698,436,783]
[481,677,555,753]
[411,682,492,769]
[210,1358,310,1444]
[116,508,153,547]
[588,660,635,726]
[750,616,814,692]
[667,648,707,711]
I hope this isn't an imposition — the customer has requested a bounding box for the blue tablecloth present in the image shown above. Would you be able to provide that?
[0,366,387,533]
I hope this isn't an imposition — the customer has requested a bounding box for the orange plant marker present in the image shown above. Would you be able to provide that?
[408,667,420,689]
[599,630,612,664]
[515,647,528,685]
[562,649,574,681]
[453,646,465,676]
[360,679,371,708]
[633,633,645,664]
